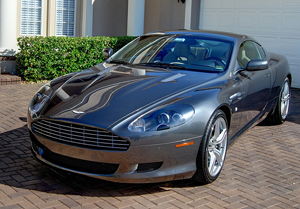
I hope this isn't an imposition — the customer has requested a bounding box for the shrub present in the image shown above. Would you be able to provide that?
[16,36,136,82]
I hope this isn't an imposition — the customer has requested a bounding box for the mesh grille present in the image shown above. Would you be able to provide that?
[32,119,130,151]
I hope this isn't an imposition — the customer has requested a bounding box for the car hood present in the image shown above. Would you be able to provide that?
[42,63,219,129]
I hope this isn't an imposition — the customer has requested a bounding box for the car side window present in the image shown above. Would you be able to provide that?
[254,42,266,60]
[237,41,265,68]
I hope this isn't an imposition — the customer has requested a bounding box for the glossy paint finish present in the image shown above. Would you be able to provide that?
[28,30,291,183]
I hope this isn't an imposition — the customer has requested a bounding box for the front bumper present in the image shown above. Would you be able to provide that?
[29,128,201,183]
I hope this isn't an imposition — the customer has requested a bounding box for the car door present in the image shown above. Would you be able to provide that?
[236,40,272,128]
[226,76,244,139]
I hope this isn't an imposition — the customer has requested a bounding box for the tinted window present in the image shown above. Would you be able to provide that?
[108,35,233,72]
[254,42,266,59]
[237,41,265,68]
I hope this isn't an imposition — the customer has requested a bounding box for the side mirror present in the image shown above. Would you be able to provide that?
[103,48,114,58]
[246,59,268,71]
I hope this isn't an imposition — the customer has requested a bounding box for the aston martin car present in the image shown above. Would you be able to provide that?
[28,30,291,184]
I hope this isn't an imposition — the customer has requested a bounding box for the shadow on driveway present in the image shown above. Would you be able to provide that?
[0,124,202,197]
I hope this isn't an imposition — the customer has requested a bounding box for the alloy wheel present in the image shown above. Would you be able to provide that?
[280,80,290,120]
[207,117,228,177]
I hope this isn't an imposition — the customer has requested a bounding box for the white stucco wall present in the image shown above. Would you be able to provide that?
[127,0,145,36]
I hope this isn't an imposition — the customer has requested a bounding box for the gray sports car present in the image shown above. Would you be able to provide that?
[28,30,291,184]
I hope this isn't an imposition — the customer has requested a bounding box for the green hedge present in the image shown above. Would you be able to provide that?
[16,36,136,82]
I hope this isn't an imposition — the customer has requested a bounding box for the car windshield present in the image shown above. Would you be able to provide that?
[107,34,233,72]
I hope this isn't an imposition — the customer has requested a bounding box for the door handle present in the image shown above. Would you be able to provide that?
[265,73,271,78]
[229,92,244,102]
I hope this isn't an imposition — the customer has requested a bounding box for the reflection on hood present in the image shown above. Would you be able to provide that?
[42,63,218,129]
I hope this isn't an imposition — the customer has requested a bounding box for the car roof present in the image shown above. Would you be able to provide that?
[146,29,249,42]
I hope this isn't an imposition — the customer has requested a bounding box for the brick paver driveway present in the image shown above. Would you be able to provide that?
[1,83,300,209]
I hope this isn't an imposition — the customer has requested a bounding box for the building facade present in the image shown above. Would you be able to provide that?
[0,0,299,88]
[0,0,199,75]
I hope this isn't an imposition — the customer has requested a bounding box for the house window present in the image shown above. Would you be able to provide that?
[20,0,42,35]
[55,0,76,36]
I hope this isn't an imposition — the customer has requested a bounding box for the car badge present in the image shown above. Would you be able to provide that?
[72,110,85,114]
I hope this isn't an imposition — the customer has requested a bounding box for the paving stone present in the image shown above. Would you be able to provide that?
[133,196,157,208]
[0,84,300,208]
[95,200,117,208]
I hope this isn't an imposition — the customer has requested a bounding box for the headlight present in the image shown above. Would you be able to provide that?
[29,82,52,117]
[128,104,194,132]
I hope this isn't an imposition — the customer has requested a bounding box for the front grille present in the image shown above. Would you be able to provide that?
[32,119,130,151]
[30,133,119,174]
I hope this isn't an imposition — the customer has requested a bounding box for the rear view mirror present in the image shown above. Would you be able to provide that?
[246,59,268,71]
[103,48,114,58]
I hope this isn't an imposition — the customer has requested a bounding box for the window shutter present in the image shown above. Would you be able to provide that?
[20,0,42,35]
[56,0,75,36]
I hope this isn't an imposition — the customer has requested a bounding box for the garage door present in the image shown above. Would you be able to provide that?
[200,0,300,88]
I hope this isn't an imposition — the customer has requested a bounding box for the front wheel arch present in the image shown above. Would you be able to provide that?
[219,105,232,131]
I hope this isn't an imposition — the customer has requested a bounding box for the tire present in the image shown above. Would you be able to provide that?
[266,78,291,125]
[192,109,228,184]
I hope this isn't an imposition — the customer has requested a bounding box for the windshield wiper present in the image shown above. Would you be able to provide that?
[109,60,128,65]
[138,62,187,70]
[165,63,187,70]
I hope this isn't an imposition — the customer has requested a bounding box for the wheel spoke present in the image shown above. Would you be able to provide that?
[209,134,217,146]
[215,129,227,144]
[282,95,290,102]
[282,88,290,101]
[281,105,287,116]
[213,148,223,167]
[208,150,216,174]
[284,83,290,94]
[215,120,221,136]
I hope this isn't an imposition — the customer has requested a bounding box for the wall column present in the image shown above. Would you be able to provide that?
[127,0,145,36]
[47,0,56,36]
[184,0,192,29]
[82,0,93,37]
[0,0,18,56]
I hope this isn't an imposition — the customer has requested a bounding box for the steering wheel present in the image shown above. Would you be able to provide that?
[205,57,226,66]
